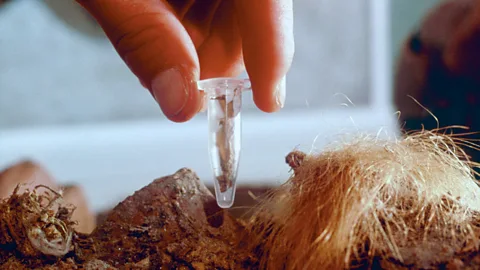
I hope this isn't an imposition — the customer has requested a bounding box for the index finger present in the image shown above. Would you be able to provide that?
[76,0,202,122]
[235,0,294,112]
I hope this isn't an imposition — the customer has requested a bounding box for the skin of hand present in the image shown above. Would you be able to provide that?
[75,0,294,122]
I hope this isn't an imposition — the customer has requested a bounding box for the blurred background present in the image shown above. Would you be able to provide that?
[0,0,447,211]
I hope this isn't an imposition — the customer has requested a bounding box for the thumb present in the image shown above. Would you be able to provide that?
[76,0,202,122]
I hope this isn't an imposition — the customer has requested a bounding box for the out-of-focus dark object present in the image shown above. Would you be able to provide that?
[394,0,480,164]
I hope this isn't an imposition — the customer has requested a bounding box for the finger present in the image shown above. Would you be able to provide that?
[76,0,202,122]
[235,0,294,112]
[197,0,244,79]
[182,0,222,48]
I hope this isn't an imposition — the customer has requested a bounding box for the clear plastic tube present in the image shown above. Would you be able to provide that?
[197,77,251,208]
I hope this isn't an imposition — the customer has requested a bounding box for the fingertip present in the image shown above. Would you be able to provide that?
[151,67,202,123]
[251,75,287,113]
[166,85,203,123]
[235,0,294,113]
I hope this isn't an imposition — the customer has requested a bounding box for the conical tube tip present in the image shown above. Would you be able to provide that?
[197,77,250,209]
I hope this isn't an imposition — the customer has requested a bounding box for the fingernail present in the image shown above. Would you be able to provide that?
[275,76,286,108]
[151,68,189,117]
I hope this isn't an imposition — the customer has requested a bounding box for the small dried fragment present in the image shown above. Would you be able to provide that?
[285,150,306,172]
[0,185,75,258]
[0,161,96,234]
[285,150,307,181]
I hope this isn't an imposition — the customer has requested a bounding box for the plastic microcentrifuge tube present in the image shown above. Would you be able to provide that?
[197,77,251,209]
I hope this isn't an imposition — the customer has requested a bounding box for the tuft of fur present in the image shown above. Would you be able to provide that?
[247,130,480,269]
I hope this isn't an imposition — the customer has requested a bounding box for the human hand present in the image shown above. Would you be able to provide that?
[76,0,294,122]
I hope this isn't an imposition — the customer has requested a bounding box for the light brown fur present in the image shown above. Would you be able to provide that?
[247,130,480,269]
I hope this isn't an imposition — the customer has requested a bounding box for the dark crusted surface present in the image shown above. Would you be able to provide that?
[0,168,258,269]
[90,168,257,269]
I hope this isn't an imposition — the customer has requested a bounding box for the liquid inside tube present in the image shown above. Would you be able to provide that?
[207,86,242,208]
